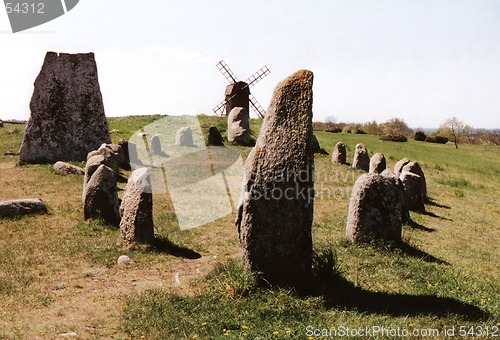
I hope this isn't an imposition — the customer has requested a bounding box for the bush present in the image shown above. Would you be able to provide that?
[414,131,426,141]
[342,123,366,134]
[326,128,342,133]
[425,135,448,144]
[380,135,408,142]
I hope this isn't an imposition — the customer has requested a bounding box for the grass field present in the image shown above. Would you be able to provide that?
[0,115,498,339]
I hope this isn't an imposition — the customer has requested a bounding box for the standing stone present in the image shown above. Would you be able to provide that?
[0,120,3,128]
[119,168,155,246]
[150,134,162,155]
[83,164,120,226]
[352,143,369,171]
[53,161,84,175]
[400,171,425,212]
[95,144,120,174]
[331,142,347,164]
[394,158,410,177]
[369,153,386,174]
[227,107,251,146]
[237,70,314,285]
[19,52,111,164]
[175,127,194,147]
[117,139,132,170]
[381,169,410,223]
[127,141,140,165]
[346,173,403,243]
[402,161,427,198]
[207,126,224,146]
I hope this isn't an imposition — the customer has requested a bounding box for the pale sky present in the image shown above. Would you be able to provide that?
[1,0,499,128]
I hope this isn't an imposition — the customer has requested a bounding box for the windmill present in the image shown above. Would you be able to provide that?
[213,60,270,118]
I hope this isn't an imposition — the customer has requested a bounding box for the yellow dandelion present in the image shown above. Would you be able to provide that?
[273,330,279,335]
[428,283,433,288]
[141,336,145,339]
[192,336,198,339]
[409,323,414,327]
[286,329,292,334]
[243,333,248,337]
[202,322,208,326]
[242,325,249,330]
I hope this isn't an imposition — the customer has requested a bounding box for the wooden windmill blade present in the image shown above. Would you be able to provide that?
[216,60,239,84]
[213,100,226,116]
[245,66,270,88]
[249,94,266,119]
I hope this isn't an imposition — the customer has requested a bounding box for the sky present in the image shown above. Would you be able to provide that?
[1,0,500,128]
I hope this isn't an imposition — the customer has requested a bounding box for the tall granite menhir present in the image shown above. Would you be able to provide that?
[20,52,111,164]
[237,70,314,285]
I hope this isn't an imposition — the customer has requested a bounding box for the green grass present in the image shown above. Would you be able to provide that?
[1,117,499,338]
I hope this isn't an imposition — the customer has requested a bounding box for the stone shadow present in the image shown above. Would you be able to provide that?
[425,197,451,209]
[306,274,487,320]
[407,219,436,232]
[151,236,202,260]
[395,242,447,264]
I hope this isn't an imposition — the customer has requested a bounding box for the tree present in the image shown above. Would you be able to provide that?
[439,117,472,149]
[324,116,337,130]
[382,118,413,137]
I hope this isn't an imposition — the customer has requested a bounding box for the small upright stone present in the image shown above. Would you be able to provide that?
[95,144,119,174]
[331,142,346,164]
[402,161,427,198]
[19,52,111,164]
[117,139,132,170]
[400,171,425,212]
[207,126,224,146]
[150,134,162,155]
[175,127,194,147]
[227,107,251,146]
[237,70,314,285]
[352,143,369,171]
[369,153,386,174]
[119,168,155,246]
[394,158,411,177]
[83,164,120,226]
[346,173,403,243]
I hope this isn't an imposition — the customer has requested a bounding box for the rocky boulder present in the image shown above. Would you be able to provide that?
[119,168,155,246]
[352,143,369,171]
[0,199,47,217]
[369,153,386,174]
[19,52,111,164]
[53,161,84,175]
[227,107,251,146]
[237,70,314,285]
[346,173,404,243]
[331,142,346,164]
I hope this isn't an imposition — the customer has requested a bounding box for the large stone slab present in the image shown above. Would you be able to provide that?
[400,170,425,212]
[402,161,427,198]
[346,173,403,243]
[19,52,111,164]
[237,70,314,285]
[119,168,155,246]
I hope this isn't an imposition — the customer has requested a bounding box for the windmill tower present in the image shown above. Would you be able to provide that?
[213,61,270,118]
